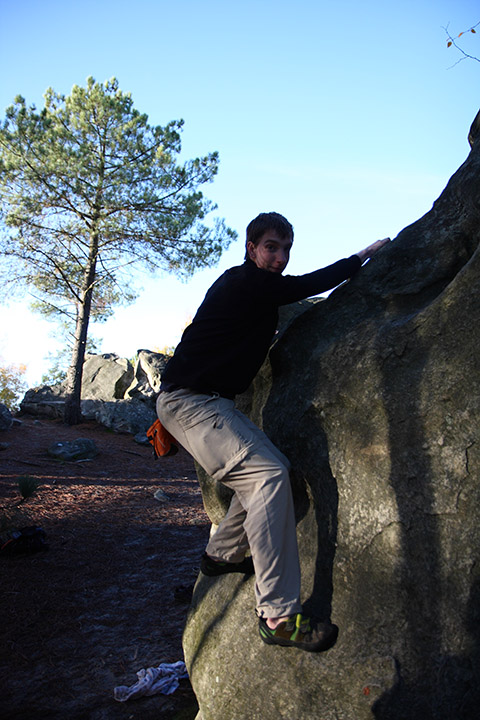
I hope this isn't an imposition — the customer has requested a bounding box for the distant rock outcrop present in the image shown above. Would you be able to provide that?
[20,384,67,420]
[80,398,157,435]
[20,350,169,434]
[125,349,169,398]
[81,353,134,401]
[184,111,480,719]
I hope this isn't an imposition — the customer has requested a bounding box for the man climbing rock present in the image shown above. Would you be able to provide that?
[156,211,389,652]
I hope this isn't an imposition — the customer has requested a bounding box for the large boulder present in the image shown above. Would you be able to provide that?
[19,384,66,419]
[81,353,134,400]
[19,352,162,433]
[125,349,169,398]
[80,398,156,435]
[184,112,480,720]
[79,351,159,433]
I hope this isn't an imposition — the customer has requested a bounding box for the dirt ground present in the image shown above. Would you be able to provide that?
[0,415,211,720]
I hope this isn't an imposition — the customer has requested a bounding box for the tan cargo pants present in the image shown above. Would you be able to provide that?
[156,388,302,619]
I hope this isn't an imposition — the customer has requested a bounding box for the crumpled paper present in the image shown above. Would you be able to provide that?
[114,661,188,702]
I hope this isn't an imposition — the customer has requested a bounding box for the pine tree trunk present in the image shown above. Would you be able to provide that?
[63,231,99,425]
[63,300,91,425]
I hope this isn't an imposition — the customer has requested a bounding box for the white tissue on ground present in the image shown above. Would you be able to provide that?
[114,661,188,702]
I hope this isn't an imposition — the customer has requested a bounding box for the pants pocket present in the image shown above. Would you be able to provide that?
[157,391,261,481]
[158,390,217,431]
[186,404,256,480]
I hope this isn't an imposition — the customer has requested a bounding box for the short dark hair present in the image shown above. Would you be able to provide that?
[245,212,294,260]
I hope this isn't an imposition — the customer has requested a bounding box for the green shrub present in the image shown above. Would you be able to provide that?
[18,475,40,501]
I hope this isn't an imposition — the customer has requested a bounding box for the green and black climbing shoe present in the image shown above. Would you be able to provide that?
[258,613,338,652]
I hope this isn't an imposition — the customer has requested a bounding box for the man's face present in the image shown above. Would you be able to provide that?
[247,230,292,274]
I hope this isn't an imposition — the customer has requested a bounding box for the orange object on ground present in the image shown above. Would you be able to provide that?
[146,419,178,458]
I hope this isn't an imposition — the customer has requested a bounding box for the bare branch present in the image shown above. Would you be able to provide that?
[443,21,480,67]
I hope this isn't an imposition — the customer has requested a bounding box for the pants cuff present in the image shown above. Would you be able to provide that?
[255,601,302,620]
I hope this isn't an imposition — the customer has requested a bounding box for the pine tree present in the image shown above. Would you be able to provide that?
[0,77,236,423]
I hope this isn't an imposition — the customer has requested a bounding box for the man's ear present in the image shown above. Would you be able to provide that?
[246,241,256,261]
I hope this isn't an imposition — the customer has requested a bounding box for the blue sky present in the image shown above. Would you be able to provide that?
[1,0,479,385]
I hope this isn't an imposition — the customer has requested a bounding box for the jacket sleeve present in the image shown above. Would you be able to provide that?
[266,255,362,305]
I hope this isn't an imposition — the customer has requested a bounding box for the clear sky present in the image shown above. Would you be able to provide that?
[0,0,479,385]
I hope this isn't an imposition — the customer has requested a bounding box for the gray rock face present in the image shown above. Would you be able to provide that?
[20,384,66,419]
[80,398,156,435]
[125,349,169,398]
[19,351,164,434]
[184,113,480,719]
[81,353,134,400]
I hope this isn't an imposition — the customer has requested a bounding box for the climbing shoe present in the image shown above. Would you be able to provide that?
[200,552,255,577]
[258,613,338,652]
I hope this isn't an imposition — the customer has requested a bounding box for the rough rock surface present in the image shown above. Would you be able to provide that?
[20,384,66,419]
[81,398,157,435]
[19,351,166,434]
[184,113,480,720]
[126,349,169,398]
[81,352,134,400]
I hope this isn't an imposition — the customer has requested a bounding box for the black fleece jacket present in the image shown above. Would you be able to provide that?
[161,254,362,399]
